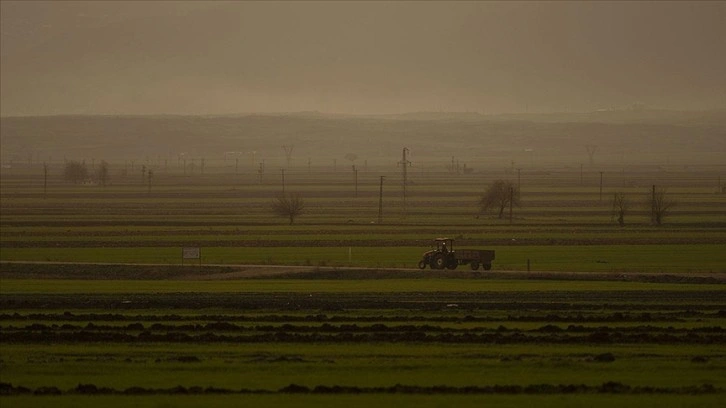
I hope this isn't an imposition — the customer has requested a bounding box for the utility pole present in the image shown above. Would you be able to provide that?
[43,162,48,198]
[147,170,153,193]
[719,175,722,194]
[517,168,521,189]
[353,165,358,198]
[378,176,385,224]
[650,184,655,224]
[281,168,286,193]
[586,145,598,166]
[282,145,294,168]
[398,148,411,218]
[509,185,514,225]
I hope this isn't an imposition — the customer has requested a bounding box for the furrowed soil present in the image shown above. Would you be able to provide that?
[2,265,724,405]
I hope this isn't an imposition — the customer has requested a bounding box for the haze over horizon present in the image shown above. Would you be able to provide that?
[2,1,725,117]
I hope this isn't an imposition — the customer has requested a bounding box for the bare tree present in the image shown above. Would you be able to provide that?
[611,192,631,227]
[63,160,88,184]
[272,193,305,225]
[479,180,520,219]
[344,153,358,164]
[648,186,676,226]
[97,160,110,187]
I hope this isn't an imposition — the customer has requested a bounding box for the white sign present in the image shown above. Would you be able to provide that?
[182,247,201,259]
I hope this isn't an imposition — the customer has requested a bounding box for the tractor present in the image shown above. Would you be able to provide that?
[418,237,495,271]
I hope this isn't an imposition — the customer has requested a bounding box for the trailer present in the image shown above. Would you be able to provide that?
[418,237,495,271]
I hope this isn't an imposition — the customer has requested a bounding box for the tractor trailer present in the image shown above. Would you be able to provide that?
[418,237,495,271]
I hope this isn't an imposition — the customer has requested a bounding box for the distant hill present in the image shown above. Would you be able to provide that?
[1,110,724,168]
[368,108,726,125]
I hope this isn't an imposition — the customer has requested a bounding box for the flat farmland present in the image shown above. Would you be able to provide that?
[1,163,725,271]
[1,277,725,407]
[1,163,725,406]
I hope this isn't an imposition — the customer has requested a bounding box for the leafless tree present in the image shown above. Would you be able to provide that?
[611,192,631,227]
[479,180,520,219]
[97,160,110,187]
[344,153,358,164]
[63,160,88,184]
[648,186,676,226]
[272,193,305,225]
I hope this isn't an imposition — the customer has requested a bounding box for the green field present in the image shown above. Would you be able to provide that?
[2,163,725,264]
[2,244,725,272]
[2,281,725,407]
[1,163,725,406]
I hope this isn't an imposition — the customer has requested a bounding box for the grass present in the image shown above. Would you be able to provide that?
[3,229,725,243]
[5,394,724,408]
[2,342,724,390]
[2,244,725,272]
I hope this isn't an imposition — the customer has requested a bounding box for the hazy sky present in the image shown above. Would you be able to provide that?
[1,1,725,116]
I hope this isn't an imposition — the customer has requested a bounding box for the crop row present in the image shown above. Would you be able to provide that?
[3,329,725,345]
[4,311,720,323]
[3,291,725,310]
[2,381,720,396]
[3,322,724,334]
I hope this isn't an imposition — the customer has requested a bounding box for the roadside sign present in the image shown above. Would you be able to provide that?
[182,247,201,266]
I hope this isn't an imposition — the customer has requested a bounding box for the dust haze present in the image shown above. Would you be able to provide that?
[2,3,726,402]
[2,1,725,116]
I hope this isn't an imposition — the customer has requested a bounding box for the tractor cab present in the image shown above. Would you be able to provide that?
[434,238,454,254]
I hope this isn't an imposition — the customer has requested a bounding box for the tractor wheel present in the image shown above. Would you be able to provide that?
[417,260,427,270]
[470,262,480,271]
[446,258,458,270]
[432,254,446,270]
[483,263,492,271]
